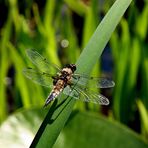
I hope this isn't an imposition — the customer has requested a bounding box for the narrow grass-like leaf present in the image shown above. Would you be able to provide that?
[7,43,31,107]
[111,18,130,121]
[76,0,132,74]
[43,0,60,65]
[30,0,132,147]
[0,14,12,122]
[137,100,148,138]
[64,0,88,16]
[59,8,79,63]
[141,40,148,109]
[135,4,148,39]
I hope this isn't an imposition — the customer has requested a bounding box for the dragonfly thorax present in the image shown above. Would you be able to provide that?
[52,68,73,86]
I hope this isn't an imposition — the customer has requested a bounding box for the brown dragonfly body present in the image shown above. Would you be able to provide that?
[45,65,76,106]
[23,50,115,107]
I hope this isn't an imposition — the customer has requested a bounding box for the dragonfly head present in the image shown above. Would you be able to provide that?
[65,64,76,72]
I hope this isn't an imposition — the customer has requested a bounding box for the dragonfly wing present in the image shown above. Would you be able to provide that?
[23,67,53,88]
[71,74,115,88]
[62,85,109,105]
[62,86,80,99]
[73,87,110,105]
[26,49,61,73]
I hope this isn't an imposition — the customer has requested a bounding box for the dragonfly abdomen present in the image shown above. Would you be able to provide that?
[44,92,56,107]
[44,79,65,107]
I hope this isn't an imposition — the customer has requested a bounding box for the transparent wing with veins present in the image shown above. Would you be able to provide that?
[63,74,114,105]
[23,68,54,88]
[26,49,61,73]
[71,74,115,89]
[63,86,109,105]
[23,49,61,87]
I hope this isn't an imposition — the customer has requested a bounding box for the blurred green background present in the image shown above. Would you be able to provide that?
[0,0,148,147]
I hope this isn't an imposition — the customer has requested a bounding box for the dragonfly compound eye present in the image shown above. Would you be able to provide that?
[69,64,76,72]
[64,64,76,72]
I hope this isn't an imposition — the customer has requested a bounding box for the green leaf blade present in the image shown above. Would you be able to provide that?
[30,0,133,147]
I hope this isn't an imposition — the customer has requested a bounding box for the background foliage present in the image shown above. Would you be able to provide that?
[0,0,148,147]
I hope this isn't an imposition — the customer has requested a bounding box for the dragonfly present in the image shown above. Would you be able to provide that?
[23,49,115,107]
